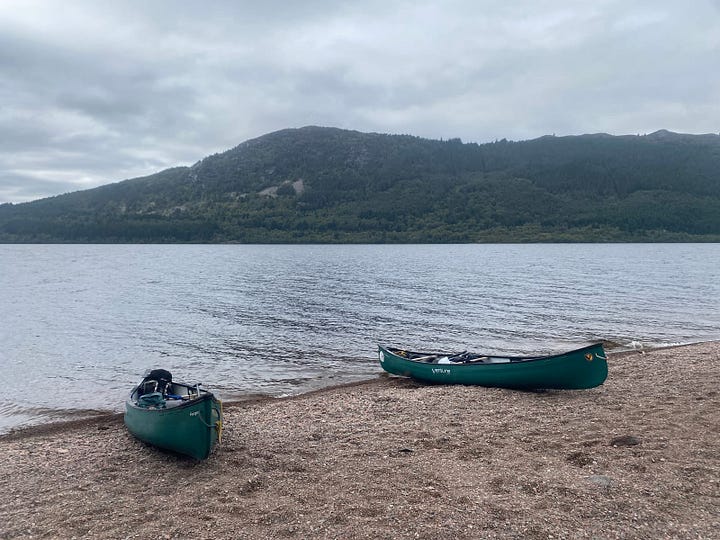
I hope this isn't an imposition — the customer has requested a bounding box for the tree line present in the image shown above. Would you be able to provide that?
[1,127,718,242]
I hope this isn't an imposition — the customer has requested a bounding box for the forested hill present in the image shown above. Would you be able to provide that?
[1,126,719,242]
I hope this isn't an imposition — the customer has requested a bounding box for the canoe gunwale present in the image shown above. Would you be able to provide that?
[381,343,604,366]
[125,388,217,412]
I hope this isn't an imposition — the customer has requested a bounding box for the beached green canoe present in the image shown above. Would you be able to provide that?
[378,344,608,389]
[124,369,223,460]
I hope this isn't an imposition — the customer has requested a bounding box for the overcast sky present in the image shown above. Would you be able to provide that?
[1,0,718,203]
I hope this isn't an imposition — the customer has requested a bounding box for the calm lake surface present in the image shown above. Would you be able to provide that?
[1,243,719,433]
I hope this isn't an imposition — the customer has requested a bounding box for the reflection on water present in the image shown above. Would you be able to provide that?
[1,243,718,433]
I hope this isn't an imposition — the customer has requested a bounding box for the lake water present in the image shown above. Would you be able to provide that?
[1,243,718,434]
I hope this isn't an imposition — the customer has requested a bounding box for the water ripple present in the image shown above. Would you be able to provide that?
[1,243,719,433]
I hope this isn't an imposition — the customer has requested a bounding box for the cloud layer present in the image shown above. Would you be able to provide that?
[1,0,718,202]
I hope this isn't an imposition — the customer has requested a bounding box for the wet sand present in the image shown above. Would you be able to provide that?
[1,342,719,539]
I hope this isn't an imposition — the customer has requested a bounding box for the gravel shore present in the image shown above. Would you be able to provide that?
[1,342,719,539]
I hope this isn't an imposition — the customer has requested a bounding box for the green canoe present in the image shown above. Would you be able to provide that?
[124,369,223,460]
[378,343,608,389]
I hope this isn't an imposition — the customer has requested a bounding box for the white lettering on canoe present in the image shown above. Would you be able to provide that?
[189,411,200,416]
[432,368,451,375]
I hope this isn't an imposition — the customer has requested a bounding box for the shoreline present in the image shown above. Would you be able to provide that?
[3,340,715,441]
[2,341,719,538]
[0,378,390,442]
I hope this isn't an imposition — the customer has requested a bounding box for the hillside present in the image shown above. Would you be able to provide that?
[1,126,719,242]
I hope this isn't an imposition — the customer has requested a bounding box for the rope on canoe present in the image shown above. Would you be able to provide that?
[193,402,223,442]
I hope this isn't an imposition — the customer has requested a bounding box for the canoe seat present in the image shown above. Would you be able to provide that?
[138,369,173,397]
[412,355,438,363]
[138,379,159,396]
[465,356,489,363]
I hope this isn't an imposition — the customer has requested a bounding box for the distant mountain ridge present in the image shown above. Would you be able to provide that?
[1,126,719,242]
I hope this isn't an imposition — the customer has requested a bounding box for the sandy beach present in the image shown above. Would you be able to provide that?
[1,342,718,539]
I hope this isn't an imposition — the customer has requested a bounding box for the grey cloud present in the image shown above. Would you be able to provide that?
[0,171,89,202]
[0,0,718,202]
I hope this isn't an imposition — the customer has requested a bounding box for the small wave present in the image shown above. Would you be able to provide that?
[0,401,114,435]
[598,338,708,354]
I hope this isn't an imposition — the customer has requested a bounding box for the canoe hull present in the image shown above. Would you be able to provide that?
[378,344,608,389]
[124,391,222,460]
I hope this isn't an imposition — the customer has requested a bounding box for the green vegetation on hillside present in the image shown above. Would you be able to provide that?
[1,127,719,242]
